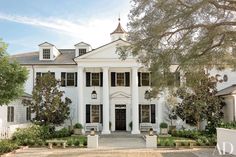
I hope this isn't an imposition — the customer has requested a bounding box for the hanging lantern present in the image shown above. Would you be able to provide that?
[144,90,150,99]
[91,90,97,99]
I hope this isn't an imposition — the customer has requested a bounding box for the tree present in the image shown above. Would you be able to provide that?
[175,73,225,130]
[126,0,236,91]
[22,72,71,126]
[0,39,28,105]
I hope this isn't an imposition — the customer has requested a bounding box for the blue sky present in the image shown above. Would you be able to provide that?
[0,0,131,54]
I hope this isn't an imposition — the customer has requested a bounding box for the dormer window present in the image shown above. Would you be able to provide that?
[79,49,86,56]
[43,49,51,59]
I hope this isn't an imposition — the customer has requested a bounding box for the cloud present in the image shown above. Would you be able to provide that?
[0,12,129,48]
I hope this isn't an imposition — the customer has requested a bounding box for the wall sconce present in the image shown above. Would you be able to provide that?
[90,128,95,136]
[91,90,97,99]
[149,128,154,136]
[144,90,151,99]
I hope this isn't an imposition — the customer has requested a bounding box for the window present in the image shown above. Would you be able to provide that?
[165,72,180,86]
[61,72,77,87]
[7,106,14,122]
[116,73,125,86]
[141,73,150,86]
[91,105,100,123]
[36,72,55,78]
[92,73,100,86]
[79,49,86,56]
[141,105,150,123]
[86,104,102,123]
[42,49,51,59]
[139,104,156,123]
[26,107,31,121]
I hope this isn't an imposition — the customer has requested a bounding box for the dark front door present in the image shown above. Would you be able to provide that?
[115,109,126,130]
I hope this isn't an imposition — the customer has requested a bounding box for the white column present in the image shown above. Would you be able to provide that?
[102,67,111,134]
[131,67,140,134]
[78,66,85,133]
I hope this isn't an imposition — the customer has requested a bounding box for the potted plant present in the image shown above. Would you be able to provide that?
[160,122,168,135]
[129,122,132,130]
[74,123,83,135]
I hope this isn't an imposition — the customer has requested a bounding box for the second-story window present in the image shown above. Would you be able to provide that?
[116,73,125,86]
[42,49,51,59]
[92,73,100,86]
[138,72,151,86]
[61,72,77,87]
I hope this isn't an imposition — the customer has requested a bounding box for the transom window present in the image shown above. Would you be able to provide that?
[141,73,150,86]
[7,106,14,122]
[141,105,150,123]
[92,73,100,86]
[42,49,51,59]
[61,72,77,87]
[116,73,125,86]
[79,49,86,56]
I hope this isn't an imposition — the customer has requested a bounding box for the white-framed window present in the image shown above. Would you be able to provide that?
[61,72,77,87]
[141,105,150,123]
[26,107,31,121]
[79,49,86,56]
[141,73,150,86]
[7,106,14,122]
[36,72,55,79]
[42,49,51,59]
[91,73,100,86]
[116,73,125,86]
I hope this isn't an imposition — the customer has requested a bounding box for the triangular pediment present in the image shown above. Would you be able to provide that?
[110,91,131,99]
[38,42,54,47]
[75,39,132,60]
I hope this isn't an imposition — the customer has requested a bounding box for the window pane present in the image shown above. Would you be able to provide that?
[79,49,86,56]
[142,73,150,86]
[43,49,50,59]
[67,73,75,86]
[91,105,99,123]
[7,107,14,122]
[92,73,100,86]
[116,73,125,86]
[61,72,66,86]
[142,105,150,123]
[26,107,31,121]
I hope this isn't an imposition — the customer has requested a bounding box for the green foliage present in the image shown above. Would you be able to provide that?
[219,121,236,129]
[74,123,83,129]
[160,122,168,128]
[53,128,71,138]
[0,39,28,105]
[22,72,71,126]
[175,73,225,130]
[129,122,132,129]
[0,140,18,155]
[127,0,236,92]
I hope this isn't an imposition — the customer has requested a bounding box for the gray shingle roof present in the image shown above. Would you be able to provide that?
[216,84,236,96]
[11,49,76,65]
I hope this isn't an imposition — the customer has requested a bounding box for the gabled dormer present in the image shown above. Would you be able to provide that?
[74,42,92,57]
[38,42,60,61]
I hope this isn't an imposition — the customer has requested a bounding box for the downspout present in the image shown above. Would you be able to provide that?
[32,65,35,88]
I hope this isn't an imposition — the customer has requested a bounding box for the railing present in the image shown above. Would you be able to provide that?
[0,127,10,139]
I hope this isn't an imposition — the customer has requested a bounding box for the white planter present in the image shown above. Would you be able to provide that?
[87,135,98,148]
[145,135,157,148]
[217,128,236,155]
[160,128,168,135]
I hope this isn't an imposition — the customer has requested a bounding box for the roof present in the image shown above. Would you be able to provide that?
[74,42,91,46]
[38,42,54,46]
[110,19,127,35]
[216,84,236,96]
[22,92,32,98]
[11,49,76,65]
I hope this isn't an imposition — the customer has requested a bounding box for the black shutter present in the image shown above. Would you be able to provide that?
[75,72,77,87]
[86,104,91,123]
[86,72,91,87]
[100,72,103,87]
[150,72,152,86]
[111,72,116,87]
[139,104,141,123]
[138,72,141,87]
[125,72,130,86]
[100,104,103,124]
[175,72,180,87]
[61,72,66,87]
[151,104,155,123]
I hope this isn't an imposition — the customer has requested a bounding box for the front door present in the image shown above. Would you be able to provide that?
[115,105,126,130]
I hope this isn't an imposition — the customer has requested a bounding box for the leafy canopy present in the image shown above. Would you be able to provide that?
[0,39,28,105]
[126,0,236,90]
[22,72,71,126]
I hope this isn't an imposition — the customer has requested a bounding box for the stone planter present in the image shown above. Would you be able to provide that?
[74,128,82,135]
[87,135,98,148]
[217,128,236,155]
[160,128,168,135]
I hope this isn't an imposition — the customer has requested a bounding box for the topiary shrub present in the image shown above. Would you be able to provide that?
[160,122,168,128]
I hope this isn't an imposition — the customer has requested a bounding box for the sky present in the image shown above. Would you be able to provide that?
[0,0,131,54]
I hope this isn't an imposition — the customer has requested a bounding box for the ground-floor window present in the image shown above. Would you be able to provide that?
[26,107,31,121]
[7,106,14,122]
[86,104,103,123]
[139,104,155,123]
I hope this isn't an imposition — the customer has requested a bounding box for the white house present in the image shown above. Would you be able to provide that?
[10,19,236,134]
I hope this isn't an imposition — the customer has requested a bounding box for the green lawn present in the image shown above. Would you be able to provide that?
[51,135,87,147]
